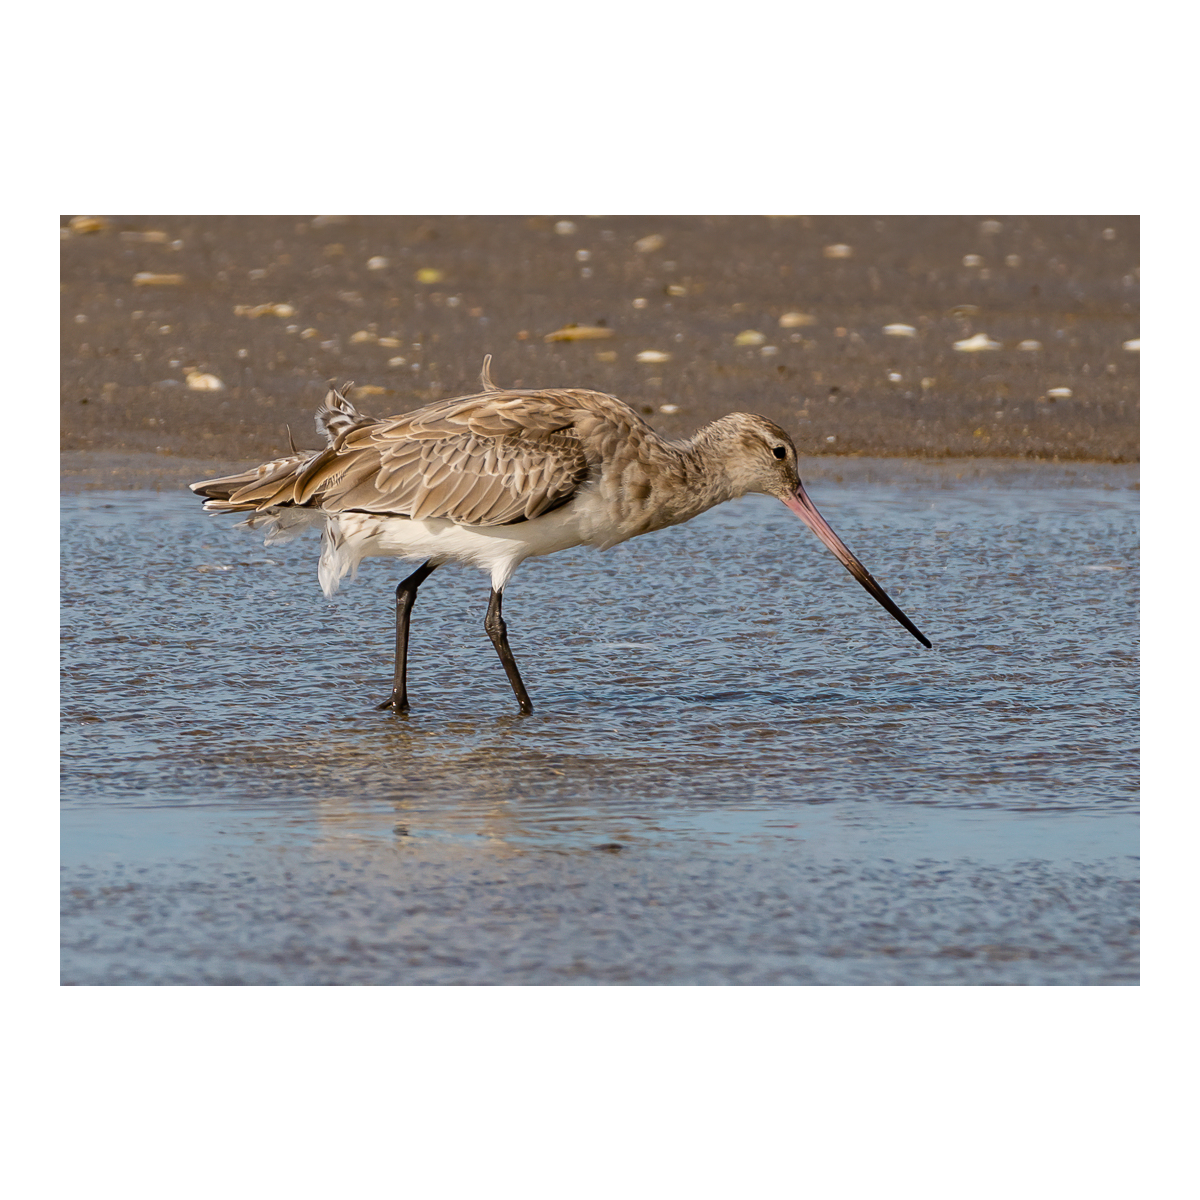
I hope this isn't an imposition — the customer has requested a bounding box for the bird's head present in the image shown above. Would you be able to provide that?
[715,413,803,500]
[714,413,931,649]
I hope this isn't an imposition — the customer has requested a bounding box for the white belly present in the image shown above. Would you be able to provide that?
[242,491,619,598]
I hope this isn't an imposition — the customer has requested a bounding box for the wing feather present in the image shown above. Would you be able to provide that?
[457,475,508,524]
[190,451,320,508]
[317,429,588,524]
[193,380,651,524]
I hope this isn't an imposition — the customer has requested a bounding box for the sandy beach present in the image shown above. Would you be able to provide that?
[60,215,1138,491]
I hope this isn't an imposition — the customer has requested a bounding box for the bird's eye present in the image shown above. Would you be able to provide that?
[772,446,787,459]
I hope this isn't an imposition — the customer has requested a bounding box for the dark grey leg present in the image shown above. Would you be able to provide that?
[484,588,533,714]
[377,560,438,712]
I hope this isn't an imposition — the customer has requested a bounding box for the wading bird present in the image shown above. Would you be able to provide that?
[192,357,930,713]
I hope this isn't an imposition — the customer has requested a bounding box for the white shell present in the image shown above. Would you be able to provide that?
[186,372,225,391]
[953,333,1002,352]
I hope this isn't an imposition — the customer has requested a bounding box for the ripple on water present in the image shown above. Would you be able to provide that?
[62,479,1138,852]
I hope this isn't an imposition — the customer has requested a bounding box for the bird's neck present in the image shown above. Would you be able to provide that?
[675,417,752,505]
[588,415,753,547]
[647,418,750,526]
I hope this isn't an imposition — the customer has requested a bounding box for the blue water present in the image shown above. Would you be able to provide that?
[60,460,1139,984]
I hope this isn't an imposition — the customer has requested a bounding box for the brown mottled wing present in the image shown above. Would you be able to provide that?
[192,387,652,525]
[293,390,601,525]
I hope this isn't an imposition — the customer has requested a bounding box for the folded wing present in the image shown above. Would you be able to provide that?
[192,386,595,527]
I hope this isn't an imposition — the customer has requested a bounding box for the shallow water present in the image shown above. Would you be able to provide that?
[60,460,1139,984]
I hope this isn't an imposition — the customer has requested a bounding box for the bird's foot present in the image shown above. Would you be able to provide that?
[376,693,409,713]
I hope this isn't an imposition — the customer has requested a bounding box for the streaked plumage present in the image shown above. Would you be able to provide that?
[193,356,930,713]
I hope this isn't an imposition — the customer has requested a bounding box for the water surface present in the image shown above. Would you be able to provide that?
[61,460,1139,984]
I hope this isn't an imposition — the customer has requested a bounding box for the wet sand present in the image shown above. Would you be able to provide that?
[60,215,1138,490]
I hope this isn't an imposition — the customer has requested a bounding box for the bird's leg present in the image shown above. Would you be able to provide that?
[376,560,438,712]
[484,587,534,714]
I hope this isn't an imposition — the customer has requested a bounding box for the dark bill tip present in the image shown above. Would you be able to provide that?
[781,487,932,649]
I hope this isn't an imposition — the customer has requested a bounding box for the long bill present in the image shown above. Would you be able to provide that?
[782,484,932,649]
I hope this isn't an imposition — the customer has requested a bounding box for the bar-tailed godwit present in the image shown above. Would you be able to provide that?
[192,357,930,713]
